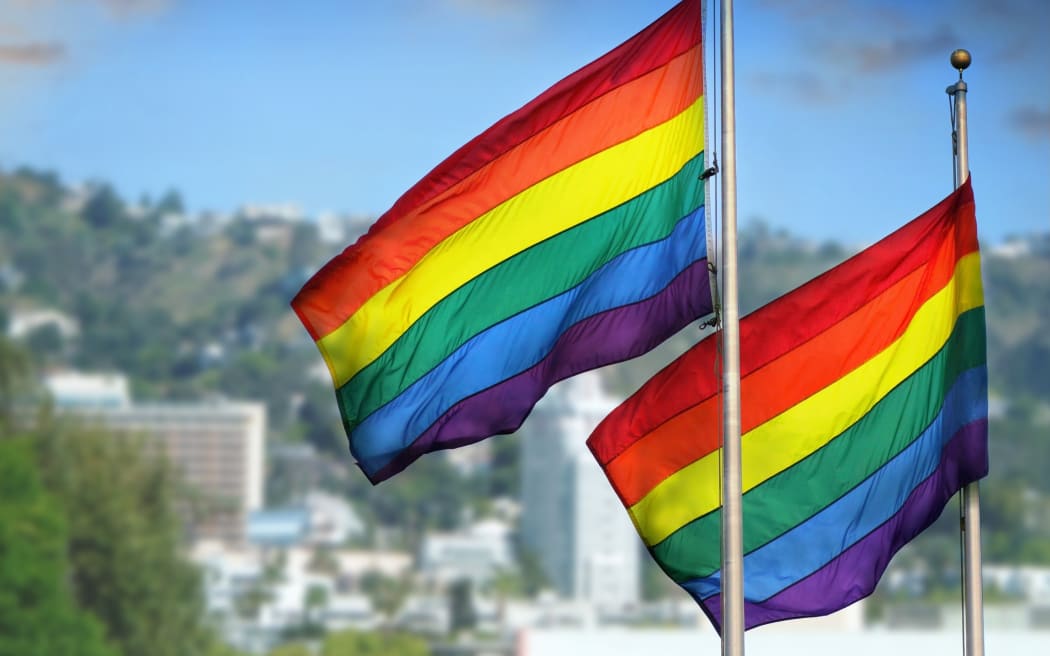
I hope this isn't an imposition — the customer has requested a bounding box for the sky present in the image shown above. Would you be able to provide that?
[0,0,1047,246]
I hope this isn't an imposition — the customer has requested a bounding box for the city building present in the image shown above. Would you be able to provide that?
[419,519,515,587]
[44,370,131,409]
[519,371,640,611]
[44,371,266,544]
[246,493,365,549]
[302,490,365,546]
[79,399,266,544]
[191,541,386,653]
[315,211,373,246]
[6,307,79,340]
[106,401,264,544]
[247,508,312,547]
[984,565,1050,603]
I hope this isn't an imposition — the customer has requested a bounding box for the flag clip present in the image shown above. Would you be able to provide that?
[699,157,719,181]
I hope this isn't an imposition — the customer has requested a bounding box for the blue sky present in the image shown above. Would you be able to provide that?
[0,0,1046,246]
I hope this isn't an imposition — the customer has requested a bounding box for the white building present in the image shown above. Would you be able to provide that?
[80,401,266,544]
[192,540,264,618]
[315,211,373,246]
[419,519,515,586]
[6,307,79,340]
[246,493,365,549]
[303,490,365,546]
[984,565,1050,603]
[238,202,305,222]
[190,541,389,653]
[520,371,640,611]
[44,371,265,544]
[44,370,131,409]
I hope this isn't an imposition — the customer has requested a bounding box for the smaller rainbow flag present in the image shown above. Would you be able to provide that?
[588,179,987,630]
[293,0,711,483]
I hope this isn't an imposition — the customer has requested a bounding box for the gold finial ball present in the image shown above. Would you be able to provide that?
[950,49,972,71]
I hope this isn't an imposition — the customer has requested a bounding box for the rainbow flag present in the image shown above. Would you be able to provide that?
[588,179,987,630]
[293,0,711,483]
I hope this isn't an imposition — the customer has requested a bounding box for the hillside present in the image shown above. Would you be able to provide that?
[2,166,1048,566]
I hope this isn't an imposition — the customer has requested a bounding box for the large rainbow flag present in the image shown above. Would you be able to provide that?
[293,0,712,483]
[588,179,987,630]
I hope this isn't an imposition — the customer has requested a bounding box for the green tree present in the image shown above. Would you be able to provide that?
[292,382,345,456]
[81,184,127,230]
[448,578,477,636]
[0,439,118,656]
[480,434,519,499]
[359,571,413,620]
[33,422,214,656]
[156,189,185,215]
[225,218,256,246]
[206,643,253,656]
[307,547,340,576]
[234,580,273,622]
[513,544,550,598]
[11,167,64,206]
[640,551,680,601]
[24,323,65,363]
[266,644,313,656]
[483,568,524,623]
[287,222,322,272]
[302,584,330,629]
[0,337,31,432]
[320,630,428,656]
[350,455,472,546]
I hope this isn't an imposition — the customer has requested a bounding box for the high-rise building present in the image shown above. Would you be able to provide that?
[520,371,640,610]
[59,389,266,545]
[102,402,265,544]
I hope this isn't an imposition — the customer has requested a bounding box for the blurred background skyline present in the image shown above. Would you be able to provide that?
[0,0,1047,246]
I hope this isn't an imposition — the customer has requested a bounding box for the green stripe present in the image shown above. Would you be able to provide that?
[338,153,707,429]
[651,307,986,582]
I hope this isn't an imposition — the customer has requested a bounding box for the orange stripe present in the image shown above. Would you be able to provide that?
[294,46,703,340]
[606,222,976,506]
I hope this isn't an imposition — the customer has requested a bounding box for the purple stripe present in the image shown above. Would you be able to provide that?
[700,417,988,633]
[368,258,713,483]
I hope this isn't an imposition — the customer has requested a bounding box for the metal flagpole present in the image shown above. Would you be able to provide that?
[719,0,745,653]
[947,48,985,656]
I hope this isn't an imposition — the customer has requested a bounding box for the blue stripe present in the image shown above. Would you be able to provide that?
[682,365,988,601]
[351,204,708,474]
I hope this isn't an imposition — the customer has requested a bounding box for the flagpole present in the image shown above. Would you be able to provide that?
[947,48,985,656]
[719,0,745,653]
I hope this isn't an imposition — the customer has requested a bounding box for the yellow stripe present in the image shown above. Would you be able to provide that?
[628,253,984,545]
[317,99,706,388]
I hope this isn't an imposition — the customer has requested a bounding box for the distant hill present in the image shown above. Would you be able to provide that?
[3,165,1048,565]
